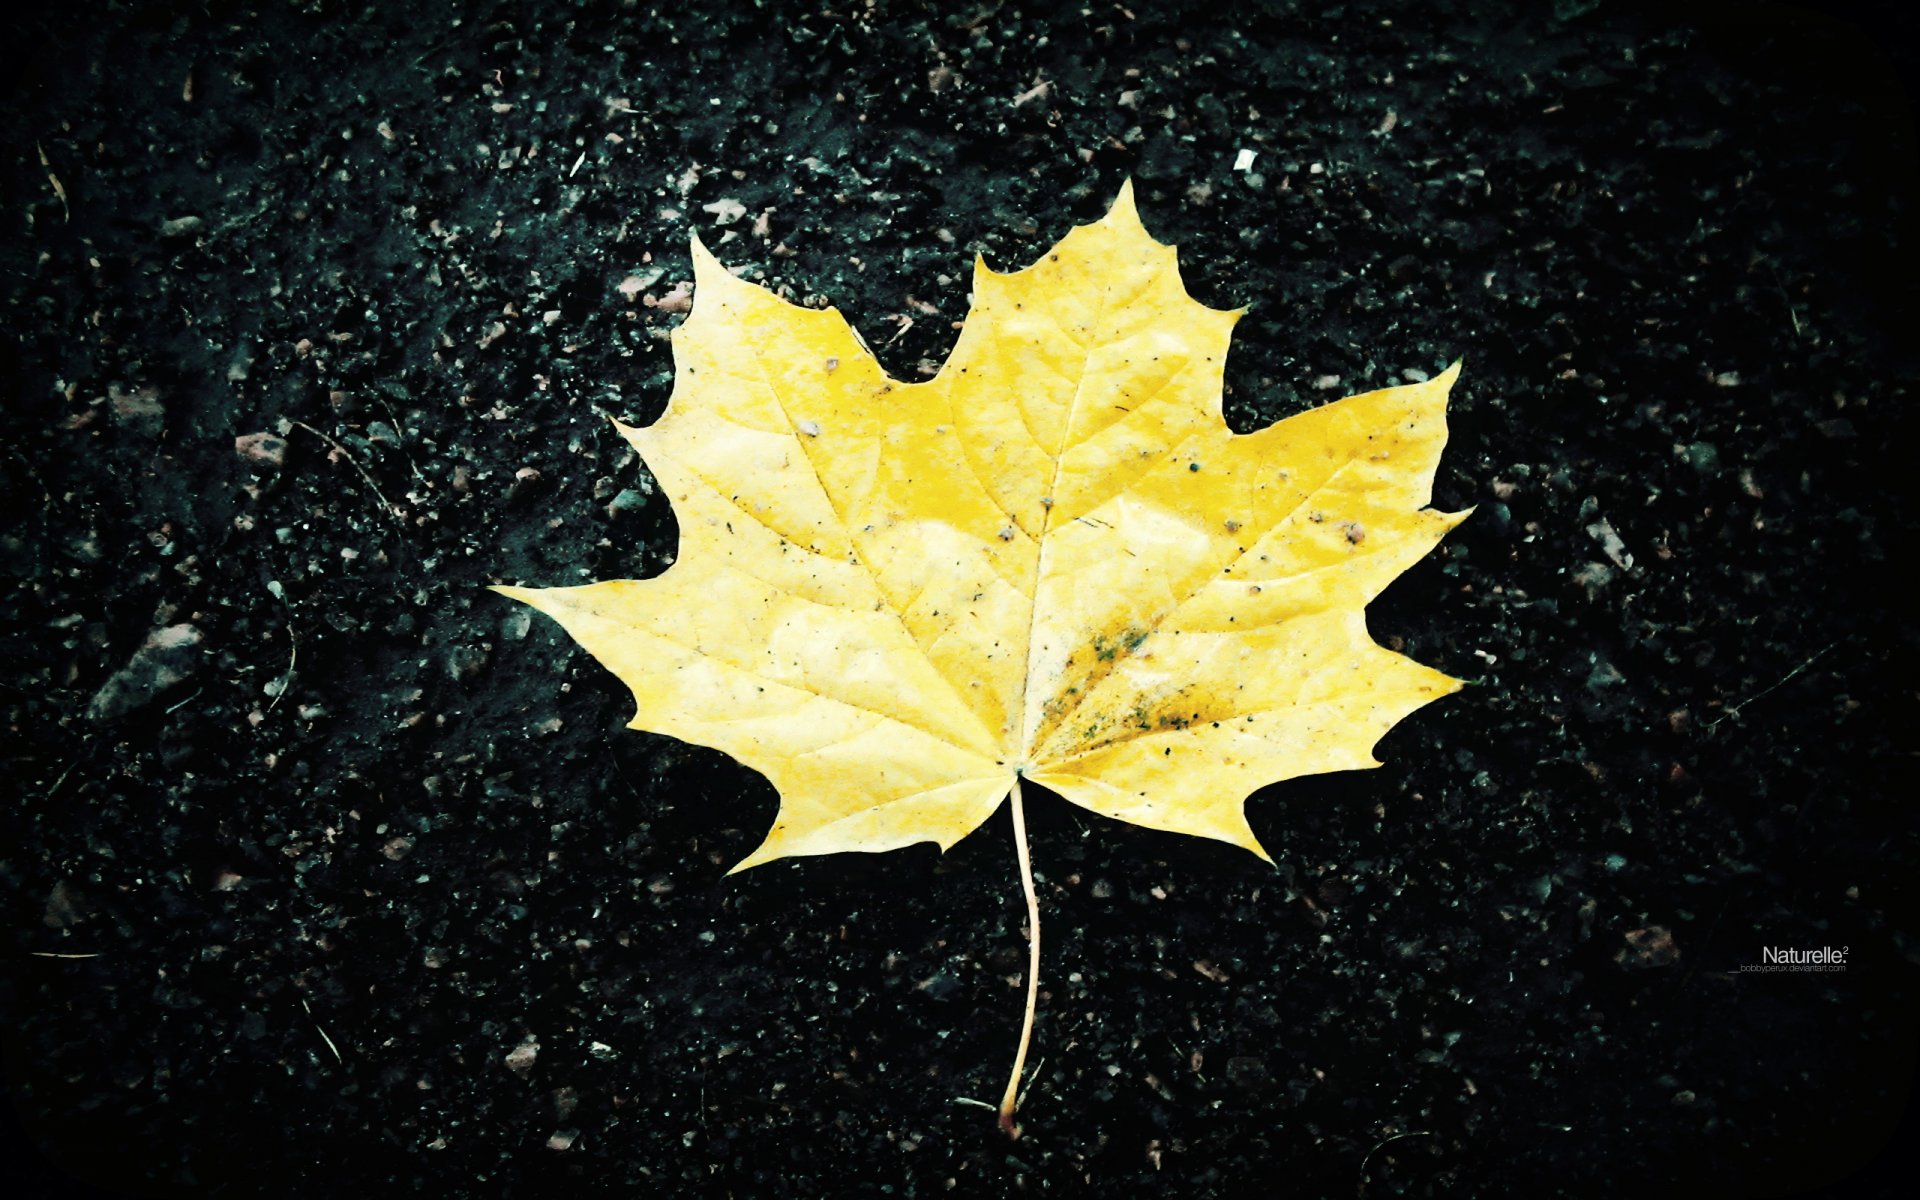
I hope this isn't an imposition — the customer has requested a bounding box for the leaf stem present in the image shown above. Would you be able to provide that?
[998,775,1041,1139]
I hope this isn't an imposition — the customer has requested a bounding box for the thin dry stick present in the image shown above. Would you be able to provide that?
[1707,640,1836,734]
[265,582,298,715]
[291,420,402,524]
[301,997,343,1063]
[373,395,428,482]
[998,774,1042,1139]
[1357,1130,1435,1198]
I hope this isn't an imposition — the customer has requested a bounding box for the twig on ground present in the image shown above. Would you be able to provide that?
[302,997,344,1063]
[1358,1130,1435,1198]
[291,420,402,524]
[373,395,428,482]
[266,583,298,715]
[1707,641,1837,734]
[1771,267,1803,338]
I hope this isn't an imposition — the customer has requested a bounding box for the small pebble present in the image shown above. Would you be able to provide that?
[504,1037,540,1076]
[110,383,165,437]
[235,432,287,468]
[1683,442,1720,475]
[509,466,544,501]
[607,488,648,519]
[89,623,204,720]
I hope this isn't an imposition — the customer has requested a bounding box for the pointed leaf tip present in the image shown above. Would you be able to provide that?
[688,233,724,281]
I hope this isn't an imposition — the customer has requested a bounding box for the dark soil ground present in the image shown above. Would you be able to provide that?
[3,1,1917,1196]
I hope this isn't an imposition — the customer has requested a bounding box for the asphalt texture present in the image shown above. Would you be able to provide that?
[2,2,1917,1196]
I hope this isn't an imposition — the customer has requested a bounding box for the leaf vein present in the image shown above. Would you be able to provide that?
[738,338,1004,748]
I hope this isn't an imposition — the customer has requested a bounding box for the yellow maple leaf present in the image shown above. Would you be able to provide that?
[496,182,1468,1133]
